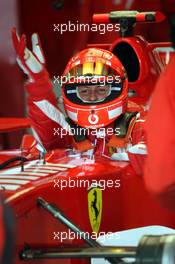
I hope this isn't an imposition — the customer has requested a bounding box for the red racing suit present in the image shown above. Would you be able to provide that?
[144,54,175,209]
[26,71,146,174]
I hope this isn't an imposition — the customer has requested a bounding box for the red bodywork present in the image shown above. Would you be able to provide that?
[88,38,164,105]
[1,143,175,264]
[88,11,174,105]
[0,118,30,133]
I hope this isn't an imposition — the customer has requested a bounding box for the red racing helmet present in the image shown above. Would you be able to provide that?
[62,48,128,128]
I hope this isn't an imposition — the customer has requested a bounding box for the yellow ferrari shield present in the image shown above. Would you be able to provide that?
[88,187,102,233]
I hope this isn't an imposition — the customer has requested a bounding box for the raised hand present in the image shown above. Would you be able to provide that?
[12,27,46,81]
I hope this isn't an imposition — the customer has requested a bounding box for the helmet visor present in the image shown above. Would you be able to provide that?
[65,81,123,105]
[76,84,111,103]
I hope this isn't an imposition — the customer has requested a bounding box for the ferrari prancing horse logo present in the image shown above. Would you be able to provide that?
[88,187,102,233]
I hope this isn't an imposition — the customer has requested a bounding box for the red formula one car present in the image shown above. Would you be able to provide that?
[0,11,175,264]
